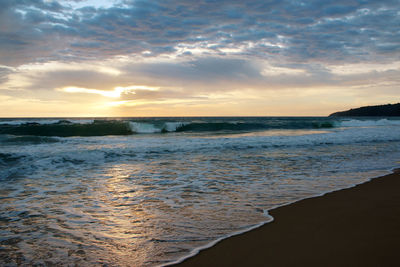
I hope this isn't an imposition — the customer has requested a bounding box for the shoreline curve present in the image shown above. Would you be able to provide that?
[167,167,400,266]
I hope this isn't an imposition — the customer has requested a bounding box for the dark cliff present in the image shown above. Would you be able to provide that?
[329,103,400,117]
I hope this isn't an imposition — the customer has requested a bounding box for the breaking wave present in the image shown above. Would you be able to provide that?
[340,118,400,127]
[0,117,398,137]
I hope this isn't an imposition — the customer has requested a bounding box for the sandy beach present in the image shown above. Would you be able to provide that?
[175,169,400,267]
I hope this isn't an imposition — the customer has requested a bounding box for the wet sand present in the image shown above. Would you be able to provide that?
[175,170,400,266]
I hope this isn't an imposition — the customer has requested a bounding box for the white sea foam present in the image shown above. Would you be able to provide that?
[1,117,399,266]
[164,122,188,132]
[340,118,400,127]
[129,122,162,133]
[128,121,188,133]
[68,119,94,124]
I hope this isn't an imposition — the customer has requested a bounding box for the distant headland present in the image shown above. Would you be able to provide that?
[329,103,400,117]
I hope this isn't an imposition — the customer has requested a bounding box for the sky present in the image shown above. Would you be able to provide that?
[0,0,399,117]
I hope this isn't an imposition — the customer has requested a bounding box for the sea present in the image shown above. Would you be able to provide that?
[1,117,400,266]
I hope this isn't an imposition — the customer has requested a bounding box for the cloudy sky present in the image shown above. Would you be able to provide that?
[0,0,399,117]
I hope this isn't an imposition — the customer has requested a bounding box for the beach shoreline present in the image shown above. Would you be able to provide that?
[173,169,400,266]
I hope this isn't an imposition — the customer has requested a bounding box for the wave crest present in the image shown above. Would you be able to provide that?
[1,118,399,137]
[340,119,400,127]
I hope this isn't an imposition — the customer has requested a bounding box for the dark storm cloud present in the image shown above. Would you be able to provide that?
[1,0,399,67]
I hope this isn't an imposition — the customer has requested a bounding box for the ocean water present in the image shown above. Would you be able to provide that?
[0,117,400,266]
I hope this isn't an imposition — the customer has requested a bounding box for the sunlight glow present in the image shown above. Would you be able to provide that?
[62,87,122,97]
[60,85,160,98]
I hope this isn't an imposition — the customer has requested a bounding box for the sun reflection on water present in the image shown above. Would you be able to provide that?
[1,127,398,266]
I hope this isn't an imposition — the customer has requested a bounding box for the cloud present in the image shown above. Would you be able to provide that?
[3,55,398,100]
[1,0,399,116]
[0,0,399,67]
[0,67,13,85]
